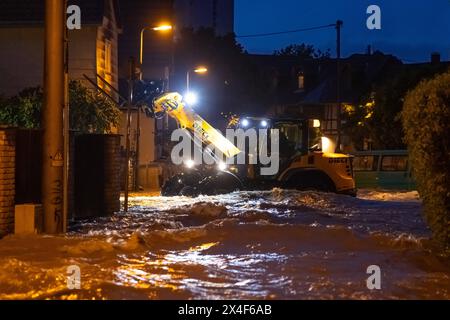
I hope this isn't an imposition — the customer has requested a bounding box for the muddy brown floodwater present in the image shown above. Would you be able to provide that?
[0,189,449,300]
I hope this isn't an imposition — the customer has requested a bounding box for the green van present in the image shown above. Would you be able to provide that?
[352,150,416,190]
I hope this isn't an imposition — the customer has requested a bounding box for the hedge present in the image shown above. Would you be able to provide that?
[402,70,450,249]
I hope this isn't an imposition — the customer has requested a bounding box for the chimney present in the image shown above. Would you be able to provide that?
[431,52,441,65]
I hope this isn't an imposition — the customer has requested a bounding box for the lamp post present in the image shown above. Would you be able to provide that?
[42,0,65,233]
[335,20,343,153]
[136,23,172,190]
[139,24,173,80]
[186,67,208,93]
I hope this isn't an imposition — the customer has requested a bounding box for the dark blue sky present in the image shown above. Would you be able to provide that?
[235,0,450,62]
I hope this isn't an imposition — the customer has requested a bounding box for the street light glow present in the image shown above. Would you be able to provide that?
[184,92,199,105]
[152,25,173,32]
[194,67,208,74]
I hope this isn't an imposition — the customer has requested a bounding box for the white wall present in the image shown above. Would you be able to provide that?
[0,26,98,97]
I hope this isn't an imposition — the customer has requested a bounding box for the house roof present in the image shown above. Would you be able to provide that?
[0,0,120,27]
[300,52,402,105]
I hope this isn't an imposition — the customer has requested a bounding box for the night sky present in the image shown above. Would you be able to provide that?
[235,0,450,62]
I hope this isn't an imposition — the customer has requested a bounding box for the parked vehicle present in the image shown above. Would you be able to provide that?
[351,150,416,190]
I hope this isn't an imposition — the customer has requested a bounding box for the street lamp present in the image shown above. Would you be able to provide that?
[139,23,173,79]
[132,23,173,193]
[186,66,208,93]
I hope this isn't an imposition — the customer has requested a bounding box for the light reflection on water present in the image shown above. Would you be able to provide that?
[0,189,449,300]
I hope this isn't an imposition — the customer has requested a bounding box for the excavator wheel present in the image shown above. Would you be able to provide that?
[161,171,203,197]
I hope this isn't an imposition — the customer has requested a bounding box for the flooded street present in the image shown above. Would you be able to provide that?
[0,189,449,300]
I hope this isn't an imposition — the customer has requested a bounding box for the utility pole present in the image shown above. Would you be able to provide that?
[42,0,66,234]
[335,20,343,153]
[63,4,69,232]
[124,57,135,212]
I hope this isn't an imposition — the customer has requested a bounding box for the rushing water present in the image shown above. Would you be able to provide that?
[0,189,449,300]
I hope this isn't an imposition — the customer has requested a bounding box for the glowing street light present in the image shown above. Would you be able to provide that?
[152,25,173,32]
[140,23,173,72]
[187,66,208,93]
[194,67,208,74]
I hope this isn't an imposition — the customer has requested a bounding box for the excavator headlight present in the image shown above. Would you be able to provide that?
[184,92,198,106]
[184,160,195,169]
[218,161,227,171]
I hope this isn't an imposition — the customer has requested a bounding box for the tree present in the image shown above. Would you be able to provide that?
[0,81,120,133]
[172,28,269,124]
[343,62,448,150]
[402,70,450,250]
[274,43,330,59]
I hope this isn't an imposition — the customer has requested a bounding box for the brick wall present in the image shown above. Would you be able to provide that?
[0,128,15,236]
[103,135,121,215]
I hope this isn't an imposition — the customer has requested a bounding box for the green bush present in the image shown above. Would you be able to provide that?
[0,87,42,128]
[402,70,450,249]
[0,81,120,133]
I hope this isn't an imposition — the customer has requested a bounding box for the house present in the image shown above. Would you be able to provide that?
[249,52,404,151]
[0,0,122,97]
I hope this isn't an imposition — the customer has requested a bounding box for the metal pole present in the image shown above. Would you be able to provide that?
[124,57,135,212]
[186,70,190,93]
[63,8,69,231]
[134,106,140,191]
[139,27,148,81]
[42,0,65,234]
[162,29,176,159]
[335,20,343,153]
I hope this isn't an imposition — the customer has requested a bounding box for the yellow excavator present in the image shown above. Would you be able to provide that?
[152,92,356,197]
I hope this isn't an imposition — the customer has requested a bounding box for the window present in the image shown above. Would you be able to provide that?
[381,156,408,171]
[353,155,379,171]
[276,123,305,155]
[298,73,305,90]
[105,39,112,74]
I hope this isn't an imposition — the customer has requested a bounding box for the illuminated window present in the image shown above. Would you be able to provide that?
[298,73,305,90]
[105,39,112,74]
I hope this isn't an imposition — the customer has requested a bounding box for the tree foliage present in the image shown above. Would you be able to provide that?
[402,70,450,249]
[274,43,330,59]
[0,81,120,133]
[173,28,270,123]
[343,63,449,150]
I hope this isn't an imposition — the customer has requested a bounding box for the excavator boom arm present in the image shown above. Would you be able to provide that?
[153,93,241,159]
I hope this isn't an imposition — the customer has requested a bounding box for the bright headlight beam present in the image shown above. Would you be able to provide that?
[184,92,198,105]
[185,160,195,169]
[218,162,227,171]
